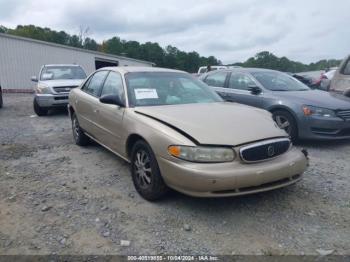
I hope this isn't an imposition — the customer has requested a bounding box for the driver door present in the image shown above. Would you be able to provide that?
[93,71,126,154]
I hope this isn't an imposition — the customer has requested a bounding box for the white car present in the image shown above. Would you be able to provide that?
[197,66,228,75]
[330,55,350,97]
[197,65,242,75]
[320,69,337,91]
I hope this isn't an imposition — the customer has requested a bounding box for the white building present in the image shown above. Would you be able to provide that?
[0,33,154,92]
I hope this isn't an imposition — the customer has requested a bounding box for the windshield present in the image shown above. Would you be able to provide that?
[252,71,310,91]
[125,72,223,107]
[40,66,87,80]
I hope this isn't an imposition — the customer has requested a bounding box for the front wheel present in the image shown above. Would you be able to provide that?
[131,140,168,201]
[272,110,298,142]
[33,98,48,116]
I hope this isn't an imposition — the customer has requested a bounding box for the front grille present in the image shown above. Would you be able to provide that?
[240,138,290,163]
[337,110,350,121]
[53,86,78,93]
[54,96,68,100]
[339,128,350,136]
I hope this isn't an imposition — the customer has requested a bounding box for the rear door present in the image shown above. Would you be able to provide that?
[224,72,263,108]
[93,71,126,153]
[202,71,230,99]
[74,70,109,138]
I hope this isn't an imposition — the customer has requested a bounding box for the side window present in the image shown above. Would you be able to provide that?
[204,72,228,87]
[82,71,108,97]
[101,72,125,101]
[229,73,256,91]
[342,59,350,75]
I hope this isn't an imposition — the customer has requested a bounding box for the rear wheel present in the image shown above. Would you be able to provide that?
[72,112,89,146]
[272,110,298,142]
[33,98,48,116]
[131,140,168,201]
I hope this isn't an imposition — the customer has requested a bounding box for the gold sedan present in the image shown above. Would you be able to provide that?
[68,67,308,201]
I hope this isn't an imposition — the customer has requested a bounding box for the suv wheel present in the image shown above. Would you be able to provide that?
[72,113,89,146]
[131,140,168,201]
[272,110,298,142]
[33,98,48,116]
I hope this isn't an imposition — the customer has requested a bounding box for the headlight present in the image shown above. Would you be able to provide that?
[36,84,51,94]
[168,145,235,163]
[302,105,335,118]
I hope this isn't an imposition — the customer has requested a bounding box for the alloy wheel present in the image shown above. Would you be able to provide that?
[275,115,291,135]
[134,150,152,189]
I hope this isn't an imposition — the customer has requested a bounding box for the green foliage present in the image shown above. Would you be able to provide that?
[232,51,342,73]
[0,24,221,72]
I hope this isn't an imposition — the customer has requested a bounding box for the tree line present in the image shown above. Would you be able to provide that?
[0,25,342,73]
[232,51,341,73]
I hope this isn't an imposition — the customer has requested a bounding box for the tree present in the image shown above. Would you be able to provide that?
[83,37,98,51]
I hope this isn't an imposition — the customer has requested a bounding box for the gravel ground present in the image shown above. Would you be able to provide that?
[0,94,349,255]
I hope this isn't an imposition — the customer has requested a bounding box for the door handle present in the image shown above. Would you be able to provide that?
[93,109,99,114]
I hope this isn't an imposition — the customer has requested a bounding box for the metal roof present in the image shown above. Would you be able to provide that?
[0,33,155,66]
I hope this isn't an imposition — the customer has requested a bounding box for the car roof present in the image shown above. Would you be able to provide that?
[99,66,186,74]
[206,67,281,75]
[44,64,82,67]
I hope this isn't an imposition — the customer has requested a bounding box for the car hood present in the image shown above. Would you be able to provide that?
[274,90,350,110]
[134,102,287,146]
[39,79,84,87]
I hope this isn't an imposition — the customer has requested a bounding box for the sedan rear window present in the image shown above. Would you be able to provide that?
[125,72,222,107]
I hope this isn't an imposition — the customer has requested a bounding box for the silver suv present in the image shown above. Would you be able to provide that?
[31,64,87,116]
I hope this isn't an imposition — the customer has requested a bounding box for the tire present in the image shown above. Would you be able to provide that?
[131,140,168,201]
[0,93,3,108]
[272,110,298,142]
[344,89,350,98]
[33,98,48,116]
[71,112,89,146]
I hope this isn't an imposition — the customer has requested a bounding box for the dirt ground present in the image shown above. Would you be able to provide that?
[0,94,349,255]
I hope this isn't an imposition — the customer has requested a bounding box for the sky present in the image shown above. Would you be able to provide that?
[0,0,349,64]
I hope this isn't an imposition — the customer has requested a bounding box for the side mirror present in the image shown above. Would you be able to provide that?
[99,94,125,107]
[248,85,262,95]
[31,76,38,82]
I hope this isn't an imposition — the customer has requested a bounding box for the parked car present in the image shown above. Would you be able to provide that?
[200,68,350,141]
[291,74,315,87]
[197,65,241,75]
[0,85,3,108]
[31,64,87,116]
[197,66,228,75]
[68,67,308,200]
[330,55,350,97]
